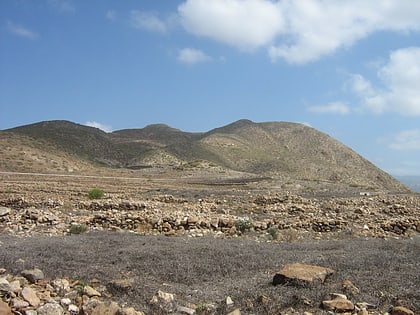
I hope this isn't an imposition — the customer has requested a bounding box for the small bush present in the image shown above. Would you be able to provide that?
[88,188,104,200]
[69,224,88,234]
[267,226,279,240]
[235,218,253,232]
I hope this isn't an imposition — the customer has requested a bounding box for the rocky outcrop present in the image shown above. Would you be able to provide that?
[273,263,334,286]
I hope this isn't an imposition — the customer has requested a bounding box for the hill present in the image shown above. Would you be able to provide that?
[1,119,408,192]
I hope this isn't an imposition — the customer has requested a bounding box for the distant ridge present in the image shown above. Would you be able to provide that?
[1,119,409,192]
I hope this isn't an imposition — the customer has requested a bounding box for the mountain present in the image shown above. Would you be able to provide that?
[1,119,409,192]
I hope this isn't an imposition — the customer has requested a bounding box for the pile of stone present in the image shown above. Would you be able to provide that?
[1,192,419,239]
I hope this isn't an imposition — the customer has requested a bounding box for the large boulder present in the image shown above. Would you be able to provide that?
[273,263,334,286]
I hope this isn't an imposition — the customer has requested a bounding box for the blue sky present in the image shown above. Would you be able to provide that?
[1,0,420,175]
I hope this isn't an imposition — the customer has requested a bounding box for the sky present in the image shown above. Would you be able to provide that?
[1,0,420,176]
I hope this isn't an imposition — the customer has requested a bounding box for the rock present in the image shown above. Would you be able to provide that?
[21,286,41,307]
[226,309,241,315]
[342,279,360,295]
[391,306,415,315]
[68,304,80,313]
[119,307,146,315]
[157,290,175,303]
[12,297,29,308]
[90,301,121,315]
[226,296,234,306]
[51,278,70,294]
[322,297,354,312]
[37,302,65,315]
[0,206,11,216]
[108,279,134,294]
[177,305,196,315]
[273,263,334,286]
[83,285,101,297]
[21,268,45,283]
[0,300,12,315]
[0,278,12,292]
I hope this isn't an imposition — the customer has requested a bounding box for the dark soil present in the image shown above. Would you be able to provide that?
[1,232,419,314]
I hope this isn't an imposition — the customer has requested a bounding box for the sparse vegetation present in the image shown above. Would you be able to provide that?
[235,218,253,232]
[69,223,88,234]
[88,188,105,199]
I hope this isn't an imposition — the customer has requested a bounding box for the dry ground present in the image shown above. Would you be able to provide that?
[0,171,419,314]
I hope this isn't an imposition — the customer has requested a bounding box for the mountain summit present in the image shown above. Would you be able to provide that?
[1,119,407,192]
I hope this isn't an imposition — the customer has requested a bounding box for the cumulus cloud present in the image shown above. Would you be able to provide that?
[307,102,351,115]
[6,21,38,40]
[388,129,420,150]
[178,0,285,51]
[85,121,113,133]
[129,10,167,33]
[350,47,420,116]
[177,0,420,63]
[178,48,212,64]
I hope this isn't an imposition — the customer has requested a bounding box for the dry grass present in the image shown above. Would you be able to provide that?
[0,231,418,314]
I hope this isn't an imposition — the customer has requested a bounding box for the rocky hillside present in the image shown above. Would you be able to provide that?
[1,119,408,192]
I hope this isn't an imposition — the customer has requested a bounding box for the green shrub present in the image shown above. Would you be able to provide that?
[69,224,88,234]
[267,226,279,240]
[88,188,104,199]
[235,218,253,232]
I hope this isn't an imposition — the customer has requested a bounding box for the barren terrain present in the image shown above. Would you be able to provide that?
[0,169,419,314]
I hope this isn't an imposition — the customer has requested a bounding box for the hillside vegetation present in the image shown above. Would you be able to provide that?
[1,119,408,192]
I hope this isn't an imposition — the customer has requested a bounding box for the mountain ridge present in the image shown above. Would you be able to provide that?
[1,119,409,192]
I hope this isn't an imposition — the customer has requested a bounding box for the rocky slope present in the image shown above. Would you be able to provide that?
[2,120,408,192]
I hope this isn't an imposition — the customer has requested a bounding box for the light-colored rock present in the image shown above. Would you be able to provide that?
[90,301,120,315]
[226,309,241,315]
[37,302,65,315]
[0,278,12,292]
[52,278,70,293]
[0,207,11,216]
[68,304,79,314]
[226,296,234,306]
[0,300,12,315]
[342,279,360,295]
[322,297,354,312]
[177,305,196,315]
[21,268,44,283]
[83,285,101,297]
[273,263,334,285]
[391,306,414,315]
[12,297,29,309]
[21,286,41,307]
[157,290,175,303]
[119,307,145,315]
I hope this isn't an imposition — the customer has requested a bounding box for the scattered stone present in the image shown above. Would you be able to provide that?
[12,297,29,308]
[0,278,12,292]
[119,306,146,315]
[177,305,196,315]
[391,306,415,315]
[21,268,44,283]
[273,263,334,286]
[21,286,41,307]
[226,308,241,315]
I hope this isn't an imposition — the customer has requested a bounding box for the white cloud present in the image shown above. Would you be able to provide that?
[178,0,285,51]
[47,0,75,13]
[177,0,420,63]
[6,21,38,40]
[307,102,351,115]
[106,10,117,21]
[129,10,167,33]
[350,47,420,116]
[85,121,113,133]
[178,48,212,64]
[389,129,420,151]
